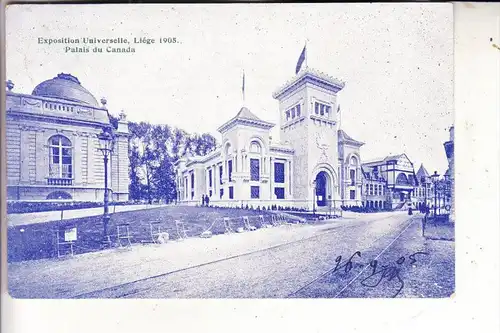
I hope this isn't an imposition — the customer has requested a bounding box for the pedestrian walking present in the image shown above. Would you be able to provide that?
[205,194,210,207]
[201,194,205,207]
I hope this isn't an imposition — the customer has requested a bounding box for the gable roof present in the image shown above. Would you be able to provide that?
[338,129,364,146]
[234,107,262,121]
[362,153,412,166]
[361,165,386,182]
[416,163,430,180]
[217,106,275,133]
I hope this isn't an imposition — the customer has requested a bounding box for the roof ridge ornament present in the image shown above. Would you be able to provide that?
[56,73,81,85]
[6,79,14,91]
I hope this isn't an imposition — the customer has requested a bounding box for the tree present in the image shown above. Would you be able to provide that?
[109,113,217,202]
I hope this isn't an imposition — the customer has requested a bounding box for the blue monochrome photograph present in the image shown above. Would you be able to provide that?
[4,4,454,299]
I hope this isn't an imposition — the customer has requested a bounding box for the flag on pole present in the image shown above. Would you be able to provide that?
[295,44,307,74]
[242,70,245,101]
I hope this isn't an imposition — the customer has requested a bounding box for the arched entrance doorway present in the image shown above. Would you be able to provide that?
[315,171,331,207]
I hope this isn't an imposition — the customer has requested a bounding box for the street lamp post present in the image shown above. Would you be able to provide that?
[98,127,115,245]
[420,176,427,214]
[328,195,332,218]
[443,173,450,210]
[420,176,428,237]
[431,171,440,217]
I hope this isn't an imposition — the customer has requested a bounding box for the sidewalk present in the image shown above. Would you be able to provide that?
[8,212,400,298]
[7,204,169,227]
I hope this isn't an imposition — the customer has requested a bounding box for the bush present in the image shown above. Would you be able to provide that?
[7,200,140,214]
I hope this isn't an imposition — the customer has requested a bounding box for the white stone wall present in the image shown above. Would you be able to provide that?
[6,93,130,202]
[277,76,341,208]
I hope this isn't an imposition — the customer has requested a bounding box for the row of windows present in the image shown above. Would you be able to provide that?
[365,201,385,209]
[206,161,286,188]
[284,102,333,121]
[44,102,75,112]
[365,184,384,196]
[205,186,287,200]
[314,101,331,116]
[416,187,431,197]
[285,104,301,121]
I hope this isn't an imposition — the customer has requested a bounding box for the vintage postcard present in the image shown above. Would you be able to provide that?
[4,3,456,300]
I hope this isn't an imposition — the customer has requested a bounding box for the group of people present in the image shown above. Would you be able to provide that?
[200,194,211,207]
[418,204,431,214]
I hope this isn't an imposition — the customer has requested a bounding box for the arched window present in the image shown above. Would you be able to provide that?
[250,141,262,154]
[396,173,409,185]
[225,142,232,156]
[49,135,73,179]
[349,156,357,186]
[46,191,72,200]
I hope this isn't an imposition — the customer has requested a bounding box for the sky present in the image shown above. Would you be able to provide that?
[6,3,454,174]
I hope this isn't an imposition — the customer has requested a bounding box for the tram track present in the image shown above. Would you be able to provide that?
[72,213,416,299]
[286,216,416,298]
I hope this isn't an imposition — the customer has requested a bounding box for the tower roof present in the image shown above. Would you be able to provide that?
[32,73,99,107]
[338,129,364,146]
[416,163,430,180]
[217,106,274,133]
[234,106,262,122]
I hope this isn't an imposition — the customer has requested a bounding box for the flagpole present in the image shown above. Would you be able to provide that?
[242,69,245,104]
[305,39,308,69]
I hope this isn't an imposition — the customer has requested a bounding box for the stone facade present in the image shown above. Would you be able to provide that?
[361,154,420,210]
[5,74,130,202]
[174,68,364,210]
[444,126,455,222]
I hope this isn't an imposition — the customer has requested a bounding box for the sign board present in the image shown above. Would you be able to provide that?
[64,227,77,242]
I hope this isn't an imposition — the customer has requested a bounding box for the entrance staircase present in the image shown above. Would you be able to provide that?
[392,202,407,211]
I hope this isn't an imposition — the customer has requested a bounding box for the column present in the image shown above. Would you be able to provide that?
[35,131,46,183]
[270,157,274,199]
[259,155,265,179]
[74,135,82,185]
[87,135,95,185]
[213,165,216,194]
[205,168,209,194]
[20,130,30,183]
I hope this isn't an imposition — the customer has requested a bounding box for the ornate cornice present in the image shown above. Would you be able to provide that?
[217,118,275,134]
[310,115,337,126]
[7,110,110,128]
[273,68,345,100]
[18,125,46,132]
[269,145,294,154]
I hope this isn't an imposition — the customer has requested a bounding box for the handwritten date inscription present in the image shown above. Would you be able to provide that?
[332,251,429,297]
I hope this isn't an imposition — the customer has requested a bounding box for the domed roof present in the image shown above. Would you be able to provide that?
[32,73,99,107]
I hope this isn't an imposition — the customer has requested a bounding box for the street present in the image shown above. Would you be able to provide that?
[62,212,453,299]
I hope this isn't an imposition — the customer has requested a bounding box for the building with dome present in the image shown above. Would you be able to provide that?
[174,68,365,210]
[5,73,130,202]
